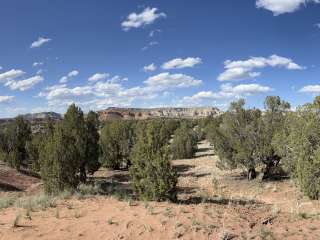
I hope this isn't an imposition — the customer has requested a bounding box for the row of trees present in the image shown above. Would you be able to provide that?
[204,96,320,199]
[0,106,198,201]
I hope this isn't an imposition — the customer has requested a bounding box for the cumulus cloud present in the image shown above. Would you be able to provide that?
[162,57,202,70]
[144,72,202,91]
[0,69,25,83]
[122,7,166,31]
[218,55,304,81]
[0,96,15,103]
[39,71,201,110]
[7,76,43,91]
[59,70,79,83]
[183,83,272,103]
[256,0,320,15]
[88,73,110,82]
[30,37,51,48]
[143,63,157,72]
[299,85,320,93]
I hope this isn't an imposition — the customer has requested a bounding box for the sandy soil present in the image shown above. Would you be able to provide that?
[1,141,320,240]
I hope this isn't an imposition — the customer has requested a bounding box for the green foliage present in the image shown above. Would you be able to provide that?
[40,124,80,194]
[129,120,177,201]
[100,120,134,169]
[3,116,31,169]
[83,111,100,177]
[171,123,197,159]
[207,97,290,180]
[40,104,100,193]
[274,99,320,199]
[26,134,44,172]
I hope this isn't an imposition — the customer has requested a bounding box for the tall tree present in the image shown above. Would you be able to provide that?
[81,111,100,182]
[40,124,80,194]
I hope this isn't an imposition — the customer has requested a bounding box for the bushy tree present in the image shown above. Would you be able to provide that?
[257,96,290,178]
[4,116,31,169]
[273,97,320,199]
[100,120,134,169]
[210,99,262,179]
[40,124,80,194]
[129,121,177,201]
[26,134,44,172]
[83,111,100,178]
[40,105,100,193]
[208,97,290,180]
[171,123,197,159]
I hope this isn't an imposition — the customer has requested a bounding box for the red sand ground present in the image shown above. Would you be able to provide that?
[1,141,320,240]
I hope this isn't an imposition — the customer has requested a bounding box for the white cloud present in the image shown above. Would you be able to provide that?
[0,96,14,103]
[144,72,202,91]
[30,37,51,48]
[162,57,202,70]
[88,73,110,82]
[121,7,166,31]
[256,0,320,15]
[7,76,43,91]
[218,55,304,81]
[59,70,79,83]
[316,23,320,28]
[184,83,272,102]
[0,69,25,83]
[299,85,320,93]
[39,71,201,110]
[33,62,43,67]
[143,63,157,72]
[0,66,2,70]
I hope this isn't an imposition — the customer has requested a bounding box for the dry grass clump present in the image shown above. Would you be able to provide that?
[0,194,18,210]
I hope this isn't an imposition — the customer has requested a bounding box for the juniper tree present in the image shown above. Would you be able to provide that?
[171,123,197,159]
[40,124,80,194]
[100,120,134,169]
[129,121,177,201]
[273,97,320,199]
[5,116,31,170]
[83,111,100,179]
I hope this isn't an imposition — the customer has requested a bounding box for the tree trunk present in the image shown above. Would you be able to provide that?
[248,168,256,180]
[79,164,87,183]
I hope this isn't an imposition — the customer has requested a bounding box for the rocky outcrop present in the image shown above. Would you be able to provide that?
[98,107,221,121]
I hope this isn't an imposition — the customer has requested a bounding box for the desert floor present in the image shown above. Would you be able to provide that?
[1,141,320,240]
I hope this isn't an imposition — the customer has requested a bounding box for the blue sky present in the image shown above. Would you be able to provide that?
[0,0,320,117]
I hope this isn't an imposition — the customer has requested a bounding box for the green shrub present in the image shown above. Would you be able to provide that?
[99,120,134,169]
[129,121,177,201]
[171,123,197,159]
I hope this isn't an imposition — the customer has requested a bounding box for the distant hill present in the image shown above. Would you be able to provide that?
[0,112,62,128]
[98,107,222,121]
[21,112,62,121]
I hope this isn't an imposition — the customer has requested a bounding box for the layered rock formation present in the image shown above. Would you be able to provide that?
[98,107,221,121]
